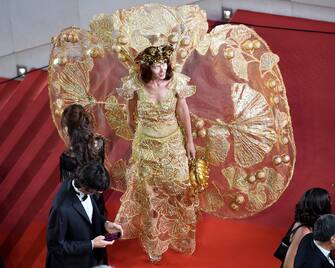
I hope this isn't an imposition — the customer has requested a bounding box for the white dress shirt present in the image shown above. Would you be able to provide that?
[313,240,334,266]
[72,180,93,223]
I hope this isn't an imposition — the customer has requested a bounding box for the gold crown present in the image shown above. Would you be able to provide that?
[135,45,174,65]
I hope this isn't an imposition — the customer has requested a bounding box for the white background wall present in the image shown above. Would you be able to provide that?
[0,0,334,78]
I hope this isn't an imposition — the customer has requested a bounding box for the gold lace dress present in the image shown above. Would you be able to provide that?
[115,80,199,256]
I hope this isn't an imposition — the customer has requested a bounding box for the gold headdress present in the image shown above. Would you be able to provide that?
[135,45,174,65]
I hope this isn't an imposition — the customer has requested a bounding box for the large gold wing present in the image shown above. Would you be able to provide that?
[48,5,295,218]
[183,24,295,218]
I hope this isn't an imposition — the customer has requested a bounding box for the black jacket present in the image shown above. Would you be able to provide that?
[46,179,107,268]
[294,233,334,268]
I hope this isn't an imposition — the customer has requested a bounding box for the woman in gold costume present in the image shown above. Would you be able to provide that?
[115,45,198,262]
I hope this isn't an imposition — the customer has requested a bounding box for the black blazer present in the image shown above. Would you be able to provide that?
[294,233,334,268]
[46,179,107,268]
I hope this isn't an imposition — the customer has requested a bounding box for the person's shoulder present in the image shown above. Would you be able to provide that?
[52,180,72,206]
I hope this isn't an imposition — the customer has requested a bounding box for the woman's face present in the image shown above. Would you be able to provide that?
[150,62,168,81]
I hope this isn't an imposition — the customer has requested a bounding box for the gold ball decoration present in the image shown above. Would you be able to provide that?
[267,79,277,89]
[242,40,253,50]
[197,128,207,138]
[256,171,266,179]
[168,33,179,44]
[195,119,205,129]
[53,56,67,66]
[282,154,290,163]
[112,45,122,53]
[88,47,104,58]
[247,175,256,183]
[273,96,280,104]
[253,39,261,49]
[55,108,63,117]
[192,131,197,139]
[282,137,289,145]
[179,48,188,59]
[230,202,239,211]
[117,36,128,45]
[277,85,284,93]
[273,156,282,165]
[181,36,191,46]
[117,53,127,62]
[224,48,235,59]
[235,194,245,205]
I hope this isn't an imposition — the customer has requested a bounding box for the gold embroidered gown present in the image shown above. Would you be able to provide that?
[115,79,199,256]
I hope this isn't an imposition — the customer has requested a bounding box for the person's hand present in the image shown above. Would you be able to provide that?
[186,140,196,160]
[92,235,114,248]
[105,221,124,237]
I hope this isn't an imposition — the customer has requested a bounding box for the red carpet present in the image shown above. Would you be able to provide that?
[1,10,335,268]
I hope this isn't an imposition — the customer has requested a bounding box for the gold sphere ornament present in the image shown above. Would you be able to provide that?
[243,40,253,50]
[55,108,63,117]
[256,171,266,179]
[267,79,277,89]
[247,175,256,183]
[230,202,239,211]
[61,33,68,41]
[71,34,79,43]
[179,49,188,59]
[195,119,205,129]
[253,40,261,49]
[192,131,197,139]
[118,36,128,45]
[273,96,280,104]
[68,33,75,43]
[235,194,245,205]
[282,137,289,145]
[53,56,67,66]
[224,48,235,59]
[181,36,191,46]
[277,85,284,93]
[282,154,290,163]
[112,45,122,53]
[197,128,207,138]
[117,53,127,62]
[88,47,104,58]
[168,34,179,44]
[273,156,282,165]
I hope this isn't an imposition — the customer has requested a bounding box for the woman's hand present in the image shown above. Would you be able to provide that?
[186,140,196,160]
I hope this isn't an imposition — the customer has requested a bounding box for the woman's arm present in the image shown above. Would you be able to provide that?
[283,226,311,268]
[127,93,138,133]
[176,97,195,159]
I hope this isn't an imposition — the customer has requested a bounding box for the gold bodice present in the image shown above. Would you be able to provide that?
[135,86,179,138]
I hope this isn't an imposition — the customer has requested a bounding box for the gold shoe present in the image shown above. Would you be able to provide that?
[149,254,162,264]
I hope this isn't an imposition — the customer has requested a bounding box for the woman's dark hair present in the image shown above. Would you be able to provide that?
[77,161,110,191]
[140,60,173,84]
[61,104,104,166]
[294,188,331,228]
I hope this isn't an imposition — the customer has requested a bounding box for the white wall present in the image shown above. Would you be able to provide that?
[0,0,334,78]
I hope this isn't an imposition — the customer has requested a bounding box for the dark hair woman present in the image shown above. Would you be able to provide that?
[281,188,331,268]
[60,104,107,215]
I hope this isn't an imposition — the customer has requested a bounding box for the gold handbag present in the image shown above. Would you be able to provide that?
[189,158,209,193]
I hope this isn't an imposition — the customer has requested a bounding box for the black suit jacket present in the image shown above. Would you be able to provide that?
[46,179,107,268]
[294,233,334,268]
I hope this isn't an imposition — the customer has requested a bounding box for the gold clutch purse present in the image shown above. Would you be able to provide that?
[189,158,209,193]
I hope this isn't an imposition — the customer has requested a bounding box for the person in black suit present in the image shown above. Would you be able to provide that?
[294,214,335,268]
[46,161,123,268]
